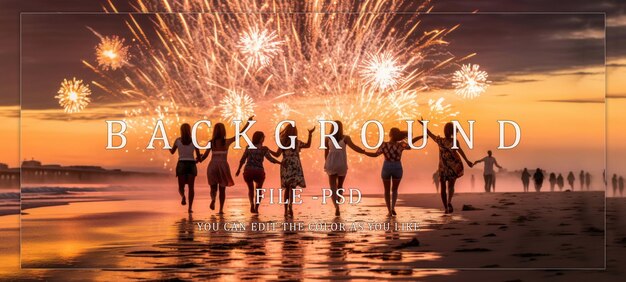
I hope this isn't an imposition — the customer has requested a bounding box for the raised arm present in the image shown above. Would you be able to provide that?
[269,147,282,158]
[344,136,366,154]
[474,157,485,165]
[264,148,282,164]
[363,151,382,158]
[410,135,424,146]
[418,117,437,140]
[361,143,383,158]
[301,126,316,149]
[226,116,255,144]
[456,146,473,167]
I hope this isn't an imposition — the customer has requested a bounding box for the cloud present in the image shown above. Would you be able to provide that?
[607,94,626,99]
[20,102,141,121]
[552,70,604,76]
[608,14,626,27]
[607,63,626,67]
[21,108,127,121]
[0,106,20,118]
[538,98,605,104]
[551,28,605,40]
[490,78,541,85]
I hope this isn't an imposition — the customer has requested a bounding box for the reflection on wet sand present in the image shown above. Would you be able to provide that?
[326,216,350,277]
[278,218,305,280]
[130,197,453,280]
[14,189,606,280]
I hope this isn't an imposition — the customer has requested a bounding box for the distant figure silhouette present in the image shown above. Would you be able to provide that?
[585,172,591,190]
[169,123,202,213]
[199,116,254,214]
[433,171,440,193]
[533,168,544,192]
[567,171,575,190]
[474,150,502,193]
[323,121,366,216]
[235,131,281,214]
[549,173,557,192]
[557,173,564,191]
[620,176,624,197]
[270,123,315,218]
[471,174,475,191]
[612,174,618,196]
[521,168,531,192]
[361,127,424,216]
[579,170,585,190]
[420,121,474,214]
[603,170,607,186]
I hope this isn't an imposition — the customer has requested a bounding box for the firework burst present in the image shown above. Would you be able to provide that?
[83,0,482,167]
[55,78,92,113]
[219,90,256,123]
[359,52,404,91]
[272,102,293,121]
[96,35,129,70]
[452,64,490,99]
[237,27,283,70]
[424,97,459,127]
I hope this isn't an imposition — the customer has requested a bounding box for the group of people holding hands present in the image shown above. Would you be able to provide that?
[170,117,477,217]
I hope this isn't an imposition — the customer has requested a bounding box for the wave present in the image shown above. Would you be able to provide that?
[20,185,159,195]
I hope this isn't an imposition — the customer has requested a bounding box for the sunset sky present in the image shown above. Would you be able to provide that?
[1,0,625,191]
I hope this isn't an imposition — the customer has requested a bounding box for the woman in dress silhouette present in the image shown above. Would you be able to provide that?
[323,121,367,216]
[169,123,202,213]
[235,131,282,214]
[198,116,253,214]
[270,123,315,218]
[420,121,474,214]
[359,127,424,216]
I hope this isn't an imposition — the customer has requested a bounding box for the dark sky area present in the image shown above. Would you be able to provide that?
[1,0,624,109]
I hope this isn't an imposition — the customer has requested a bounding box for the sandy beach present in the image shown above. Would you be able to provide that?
[1,185,620,280]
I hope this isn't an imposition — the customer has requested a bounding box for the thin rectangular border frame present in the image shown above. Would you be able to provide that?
[18,10,608,271]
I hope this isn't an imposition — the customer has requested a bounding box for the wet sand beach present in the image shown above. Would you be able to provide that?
[0,186,617,280]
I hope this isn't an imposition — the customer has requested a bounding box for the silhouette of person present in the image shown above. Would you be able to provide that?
[420,121,474,214]
[603,170,607,186]
[360,127,424,216]
[170,123,202,213]
[471,174,475,192]
[270,123,315,218]
[579,170,585,190]
[557,173,564,191]
[433,171,440,193]
[474,150,502,193]
[620,176,624,197]
[521,168,531,192]
[235,131,282,214]
[323,121,366,216]
[567,171,575,190]
[585,172,591,190]
[612,174,618,196]
[199,116,254,214]
[549,172,557,192]
[533,168,544,192]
